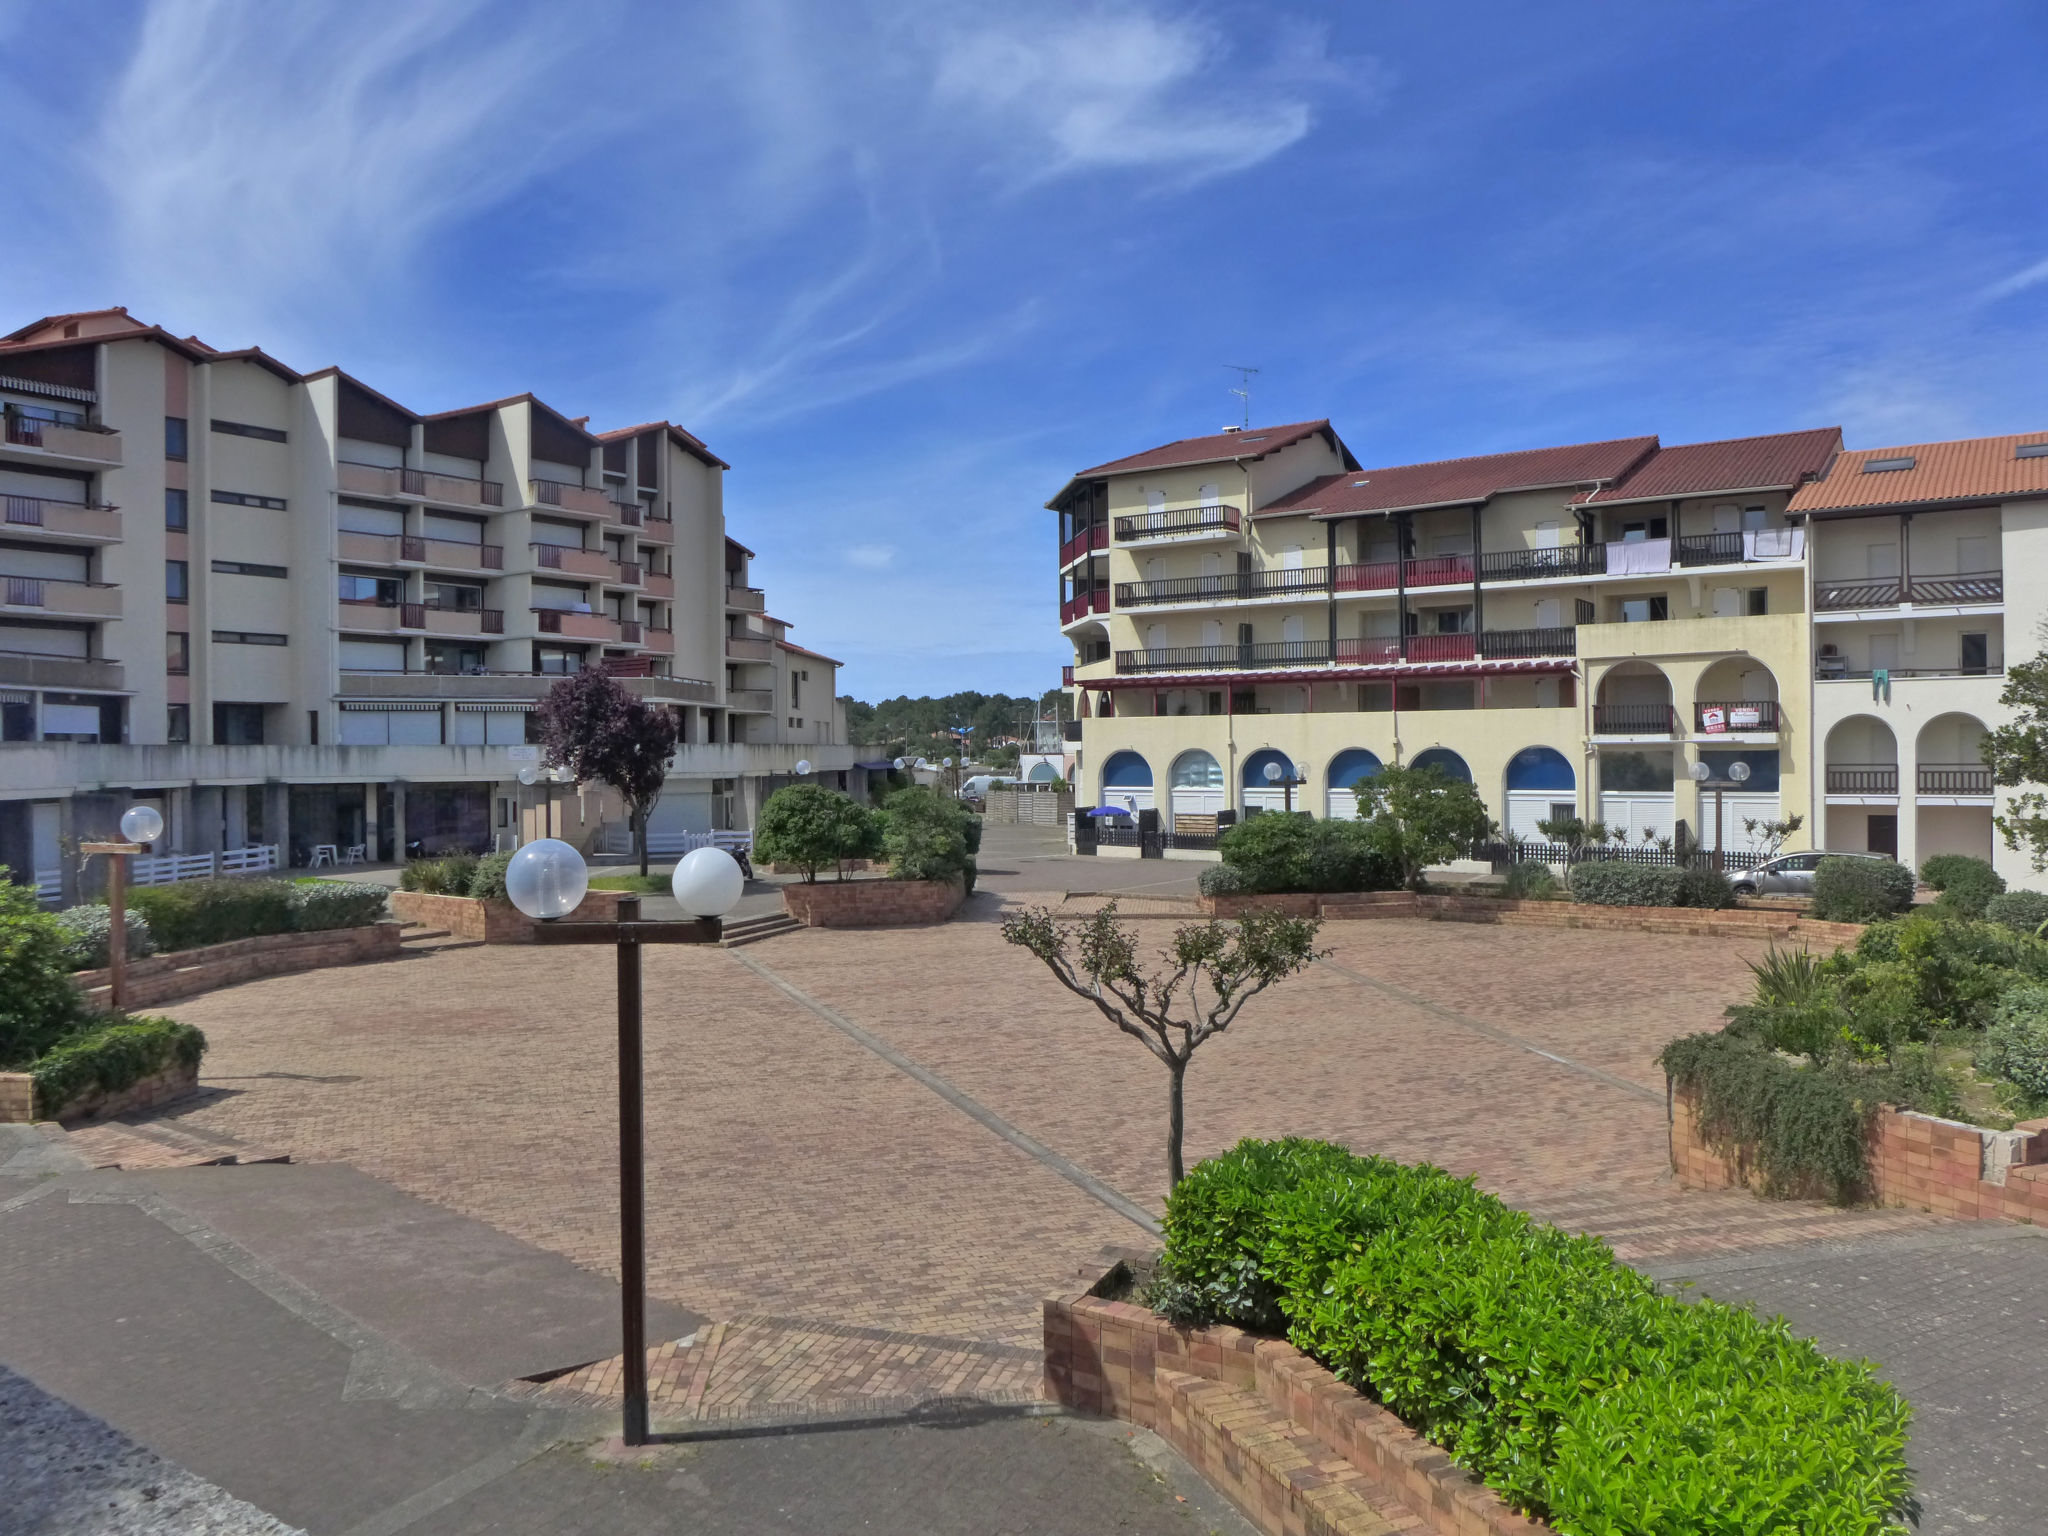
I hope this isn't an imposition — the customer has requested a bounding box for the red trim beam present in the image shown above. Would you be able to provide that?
[1097,657,1574,689]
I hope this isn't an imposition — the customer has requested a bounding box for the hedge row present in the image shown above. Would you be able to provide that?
[29,1017,206,1118]
[126,879,387,953]
[1568,861,1734,909]
[1155,1138,1911,1535]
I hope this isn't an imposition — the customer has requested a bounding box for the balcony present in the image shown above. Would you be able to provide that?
[338,531,504,571]
[534,608,625,642]
[1117,568,1328,607]
[1816,571,2004,611]
[727,687,774,712]
[1,575,121,619]
[635,512,672,545]
[0,651,124,692]
[422,602,503,636]
[1062,664,1075,685]
[726,635,775,662]
[1114,504,1241,543]
[725,585,765,612]
[2,495,121,544]
[1919,763,1994,796]
[340,667,716,706]
[3,413,122,465]
[1591,703,1677,736]
[644,571,674,599]
[1060,587,1110,626]
[1826,764,1899,795]
[1477,544,1606,582]
[528,479,612,517]
[1111,628,1575,675]
[611,501,644,528]
[640,625,673,653]
[612,561,642,587]
[336,462,503,506]
[1402,554,1474,588]
[1059,524,1109,567]
[531,543,615,579]
[1694,699,1779,735]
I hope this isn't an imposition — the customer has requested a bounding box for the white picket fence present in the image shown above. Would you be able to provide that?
[597,824,751,859]
[32,843,282,905]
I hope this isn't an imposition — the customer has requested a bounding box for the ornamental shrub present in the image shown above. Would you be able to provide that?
[1922,853,2005,916]
[1977,982,2048,1102]
[398,854,479,895]
[1673,864,1736,909]
[1158,1137,1913,1534]
[290,881,389,930]
[1500,860,1558,899]
[878,786,972,883]
[1567,861,1684,907]
[464,852,514,902]
[52,904,156,971]
[1810,856,1916,922]
[127,878,296,952]
[1988,889,2048,937]
[1196,862,1253,897]
[1216,812,1311,894]
[0,873,91,1068]
[28,1017,206,1118]
[1301,817,1401,894]
[754,783,881,881]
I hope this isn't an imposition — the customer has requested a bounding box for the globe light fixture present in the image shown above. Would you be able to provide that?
[504,838,589,922]
[550,764,577,783]
[893,756,907,770]
[120,804,164,845]
[942,756,953,768]
[672,845,745,917]
[916,757,929,769]
[1728,760,1753,783]
[1688,761,1712,782]
[795,759,812,776]
[1263,760,1283,782]
[517,765,541,786]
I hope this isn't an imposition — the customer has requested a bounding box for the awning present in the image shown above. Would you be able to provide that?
[338,700,442,712]
[453,701,534,712]
[853,760,898,771]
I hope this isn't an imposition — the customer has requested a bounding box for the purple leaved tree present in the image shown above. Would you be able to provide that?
[533,669,679,876]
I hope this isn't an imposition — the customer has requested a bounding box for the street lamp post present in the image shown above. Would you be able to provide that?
[1261,759,1308,814]
[504,840,743,1446]
[82,804,163,1012]
[1688,759,1751,871]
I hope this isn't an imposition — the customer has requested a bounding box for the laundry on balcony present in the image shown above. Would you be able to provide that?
[1744,526,1804,562]
[1605,537,1671,576]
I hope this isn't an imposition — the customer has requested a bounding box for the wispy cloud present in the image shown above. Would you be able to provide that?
[1981,255,2048,303]
[842,544,896,570]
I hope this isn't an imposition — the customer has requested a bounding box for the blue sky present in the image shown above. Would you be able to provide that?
[2,1,2044,699]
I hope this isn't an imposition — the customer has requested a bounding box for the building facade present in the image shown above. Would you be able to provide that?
[1056,419,2046,889]
[0,307,849,898]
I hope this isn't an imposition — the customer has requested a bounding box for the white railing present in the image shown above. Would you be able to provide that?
[129,844,281,886]
[35,868,60,903]
[597,824,751,858]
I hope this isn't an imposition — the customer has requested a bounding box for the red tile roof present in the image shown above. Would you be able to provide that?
[1257,436,1657,519]
[775,639,840,666]
[1576,427,1842,505]
[1057,419,1357,490]
[1788,430,2048,514]
[594,419,728,470]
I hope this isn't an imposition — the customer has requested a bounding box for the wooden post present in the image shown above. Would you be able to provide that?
[81,842,143,1013]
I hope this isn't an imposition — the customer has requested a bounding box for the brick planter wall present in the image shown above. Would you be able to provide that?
[70,923,403,1012]
[781,878,964,928]
[0,1060,202,1124]
[387,888,629,943]
[1046,1252,1552,1536]
[1204,890,1864,946]
[1672,1089,2048,1221]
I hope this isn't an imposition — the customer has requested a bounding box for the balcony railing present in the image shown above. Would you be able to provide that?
[1477,544,1606,581]
[1114,504,1241,541]
[1062,664,1075,685]
[1,575,122,616]
[725,635,774,661]
[1827,764,1898,794]
[1816,571,2004,610]
[1116,567,1328,606]
[725,585,765,611]
[1060,587,1110,626]
[1059,524,1110,566]
[1675,532,1745,568]
[1333,560,1399,591]
[1403,554,1473,587]
[3,495,121,542]
[1919,764,1994,795]
[529,479,612,516]
[4,412,121,462]
[616,561,642,586]
[1694,699,1780,733]
[1592,703,1676,735]
[1112,627,1575,675]
[619,619,643,644]
[1475,626,1577,659]
[1118,640,1333,673]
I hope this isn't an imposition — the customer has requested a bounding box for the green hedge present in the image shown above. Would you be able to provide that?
[1987,890,2048,936]
[1209,813,1402,896]
[1157,1138,1911,1534]
[399,854,479,894]
[124,877,386,950]
[289,881,388,930]
[1811,857,1916,922]
[52,904,156,970]
[29,1017,206,1118]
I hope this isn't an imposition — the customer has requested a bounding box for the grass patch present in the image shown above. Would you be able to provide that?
[587,873,674,894]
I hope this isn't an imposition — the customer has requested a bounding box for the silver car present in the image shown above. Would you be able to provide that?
[1730,849,1894,897]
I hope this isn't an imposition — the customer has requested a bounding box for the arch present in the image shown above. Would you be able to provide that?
[1098,748,1154,814]
[1325,748,1383,821]
[1241,748,1296,787]
[1695,654,1779,705]
[1825,714,1898,764]
[1242,747,1300,813]
[1169,748,1225,817]
[1503,745,1576,841]
[1027,761,1060,783]
[1411,747,1471,782]
[1505,746,1574,792]
[1916,711,1989,765]
[1595,660,1675,736]
[1824,715,1901,857]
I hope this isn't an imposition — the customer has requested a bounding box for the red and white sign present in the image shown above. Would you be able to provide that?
[1700,705,1727,734]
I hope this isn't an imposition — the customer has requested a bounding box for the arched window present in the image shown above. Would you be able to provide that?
[1411,748,1471,782]
[1171,750,1223,788]
[1505,747,1574,792]
[1102,751,1153,787]
[1325,748,1382,821]
[1503,746,1574,840]
[1241,748,1295,786]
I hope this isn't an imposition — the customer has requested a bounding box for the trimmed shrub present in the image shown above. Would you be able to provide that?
[399,854,479,895]
[1810,856,1916,922]
[28,1017,206,1118]
[877,787,971,883]
[0,874,91,1069]
[1500,861,1558,899]
[1977,981,2048,1101]
[1673,864,1737,909]
[127,878,296,952]
[1300,817,1401,895]
[1215,812,1311,894]
[290,881,388,930]
[755,783,881,881]
[52,904,156,971]
[1158,1137,1913,1534]
[1923,853,2005,917]
[1988,889,2048,937]
[1196,862,1253,898]
[1567,861,1684,907]
[465,851,513,902]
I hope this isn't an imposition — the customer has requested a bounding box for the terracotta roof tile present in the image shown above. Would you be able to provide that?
[1257,436,1657,519]
[775,639,840,665]
[1577,427,1842,505]
[1071,420,1357,480]
[1788,431,2048,514]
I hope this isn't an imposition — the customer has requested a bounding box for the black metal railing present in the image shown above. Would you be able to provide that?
[1117,640,1332,674]
[1114,504,1242,540]
[1477,626,1577,659]
[1816,663,2004,681]
[1592,703,1675,734]
[1695,699,1780,733]
[1477,544,1606,581]
[1675,531,1744,567]
[1826,764,1898,794]
[1918,764,1993,795]
[1116,567,1329,606]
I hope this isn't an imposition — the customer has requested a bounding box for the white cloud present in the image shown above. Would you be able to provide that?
[1981,255,2048,303]
[843,544,896,570]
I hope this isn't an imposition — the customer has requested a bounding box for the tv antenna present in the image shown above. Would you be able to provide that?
[1224,364,1259,428]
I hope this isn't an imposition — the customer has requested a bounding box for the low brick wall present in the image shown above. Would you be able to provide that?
[1047,1252,1551,1536]
[1203,890,1864,946]
[782,878,964,928]
[0,1060,200,1125]
[387,888,629,943]
[1672,1089,2048,1221]
[71,923,403,1011]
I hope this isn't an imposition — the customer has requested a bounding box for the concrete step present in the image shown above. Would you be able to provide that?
[720,912,801,948]
[399,926,453,943]
[1155,1369,1425,1536]
[55,1116,290,1172]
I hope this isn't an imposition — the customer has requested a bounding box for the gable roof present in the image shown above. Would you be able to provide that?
[776,638,840,666]
[1257,436,1657,519]
[1047,420,1357,507]
[1576,427,1842,505]
[594,419,728,470]
[1788,430,2048,515]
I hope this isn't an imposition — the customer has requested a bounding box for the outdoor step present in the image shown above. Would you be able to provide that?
[1155,1369,1426,1536]
[54,1116,290,1171]
[399,927,453,942]
[720,913,801,948]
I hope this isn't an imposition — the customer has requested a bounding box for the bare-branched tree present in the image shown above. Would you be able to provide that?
[1000,902,1323,1187]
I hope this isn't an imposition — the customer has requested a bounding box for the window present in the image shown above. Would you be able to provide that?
[425,641,488,674]
[423,580,482,611]
[791,673,801,707]
[535,644,584,674]
[1962,632,1989,674]
[210,418,287,443]
[166,631,189,674]
[1618,595,1668,624]
[165,488,188,530]
[2018,442,2048,460]
[308,709,319,746]
[1745,587,1768,616]
[167,703,190,743]
[165,417,187,461]
[211,490,288,510]
[211,630,288,645]
[213,702,266,745]
[212,560,288,578]
[1863,456,1917,473]
[166,559,188,602]
[338,573,400,605]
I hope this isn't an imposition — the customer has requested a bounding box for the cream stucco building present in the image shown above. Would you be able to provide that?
[0,307,850,898]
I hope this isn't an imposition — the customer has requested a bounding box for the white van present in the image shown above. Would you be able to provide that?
[959,775,1018,805]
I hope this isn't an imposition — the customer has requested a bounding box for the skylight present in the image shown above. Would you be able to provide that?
[1238,435,1267,443]
[1863,456,1917,473]
[2017,443,2048,459]
[1351,479,1371,486]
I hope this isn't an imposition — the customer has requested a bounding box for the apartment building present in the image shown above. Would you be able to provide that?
[0,307,849,898]
[1056,420,1845,858]
[1790,432,2048,879]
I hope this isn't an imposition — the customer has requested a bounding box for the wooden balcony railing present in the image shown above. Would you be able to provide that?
[1826,764,1898,794]
[1919,764,1994,795]
[1114,504,1241,541]
[1059,524,1110,566]
[1060,587,1110,625]
[616,561,642,586]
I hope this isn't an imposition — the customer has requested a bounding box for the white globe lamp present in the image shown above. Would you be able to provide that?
[893,756,907,770]
[119,805,164,845]
[1689,761,1712,782]
[1729,761,1752,783]
[795,759,812,776]
[517,765,540,786]
[504,838,589,922]
[1263,760,1283,783]
[672,846,744,917]
[550,764,577,783]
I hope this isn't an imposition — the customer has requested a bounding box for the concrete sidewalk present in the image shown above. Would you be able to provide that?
[0,1129,1247,1536]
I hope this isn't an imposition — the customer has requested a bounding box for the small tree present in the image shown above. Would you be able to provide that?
[1741,812,1806,861]
[754,784,878,882]
[1001,902,1323,1187]
[1355,763,1494,890]
[1987,634,2048,869]
[878,786,975,883]
[533,669,679,877]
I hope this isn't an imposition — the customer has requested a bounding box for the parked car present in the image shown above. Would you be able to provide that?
[1730,849,1895,897]
[958,774,1017,809]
